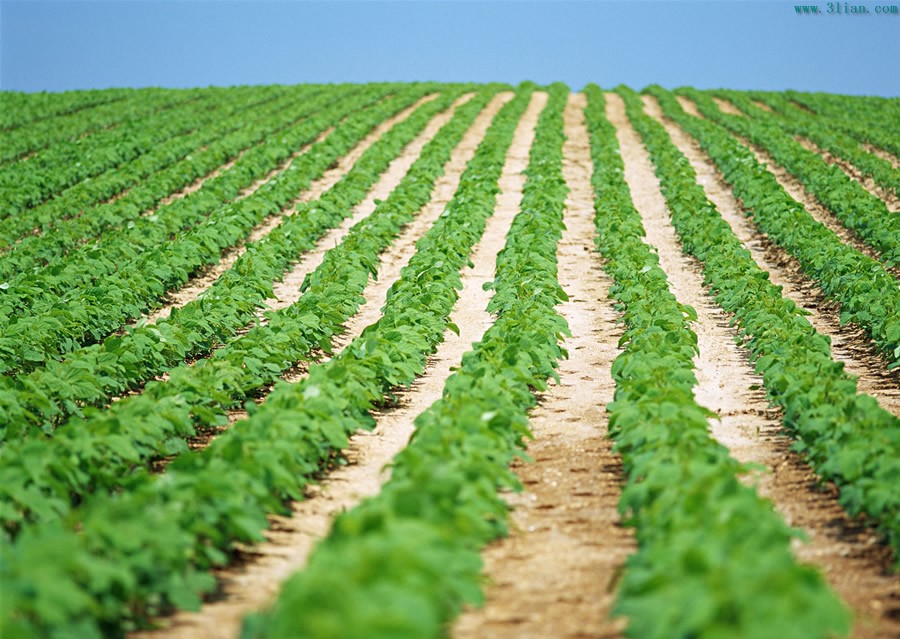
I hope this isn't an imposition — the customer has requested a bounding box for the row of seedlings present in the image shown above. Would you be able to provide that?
[646,86,900,370]
[0,85,531,639]
[679,88,899,267]
[1,88,215,215]
[583,85,849,638]
[0,85,294,254]
[622,85,900,561]
[736,89,899,197]
[0,85,499,532]
[0,85,422,376]
[241,82,570,639]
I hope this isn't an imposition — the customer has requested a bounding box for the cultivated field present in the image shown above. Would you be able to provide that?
[0,82,898,639]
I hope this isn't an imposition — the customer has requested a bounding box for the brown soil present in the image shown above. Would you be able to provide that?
[616,92,900,638]
[753,100,774,112]
[130,91,538,639]
[712,95,744,115]
[863,143,900,170]
[793,135,899,212]
[641,94,900,416]
[454,93,634,639]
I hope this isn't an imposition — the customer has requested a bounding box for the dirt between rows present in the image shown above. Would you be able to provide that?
[133,91,897,639]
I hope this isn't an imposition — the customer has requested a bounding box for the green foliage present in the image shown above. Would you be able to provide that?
[682,88,899,267]
[646,87,900,368]
[584,84,850,638]
[0,87,500,534]
[242,81,570,639]
[738,89,900,198]
[785,91,900,158]
[638,85,900,556]
[0,83,526,638]
[0,85,412,376]
[0,89,209,216]
[0,85,306,276]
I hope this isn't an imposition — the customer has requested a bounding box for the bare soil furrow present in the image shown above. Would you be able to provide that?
[863,142,900,169]
[678,96,894,272]
[612,92,900,639]
[641,95,900,417]
[144,96,435,325]
[131,90,542,639]
[793,135,899,211]
[712,95,743,115]
[753,100,774,112]
[453,93,633,639]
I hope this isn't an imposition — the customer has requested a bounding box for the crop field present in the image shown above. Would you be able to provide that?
[0,82,898,639]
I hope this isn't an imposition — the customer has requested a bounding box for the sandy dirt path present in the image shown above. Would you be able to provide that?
[130,90,543,639]
[453,93,634,639]
[642,95,900,417]
[144,95,436,325]
[863,143,900,169]
[612,92,900,639]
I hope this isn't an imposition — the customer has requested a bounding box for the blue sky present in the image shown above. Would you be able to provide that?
[1,0,898,95]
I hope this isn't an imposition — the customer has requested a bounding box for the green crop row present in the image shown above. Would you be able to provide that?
[0,88,131,134]
[0,87,470,442]
[737,89,900,198]
[0,86,493,533]
[0,85,352,300]
[646,86,900,369]
[0,85,413,376]
[242,82,569,639]
[0,84,530,639]
[786,91,900,158]
[584,85,849,638]
[0,85,292,256]
[0,89,212,215]
[679,88,899,268]
[0,89,173,163]
[626,86,900,558]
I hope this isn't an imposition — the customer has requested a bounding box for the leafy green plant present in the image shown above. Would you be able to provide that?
[0,83,528,639]
[736,89,899,198]
[584,84,850,638]
[0,85,420,375]
[680,88,899,268]
[646,86,900,368]
[0,89,210,216]
[242,81,570,639]
[0,85,497,532]
[0,84,299,270]
[638,85,900,556]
